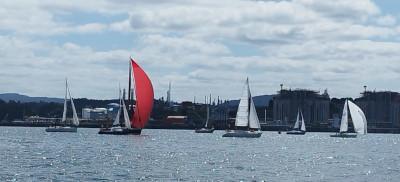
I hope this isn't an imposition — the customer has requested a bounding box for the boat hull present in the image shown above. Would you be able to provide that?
[286,130,306,135]
[330,133,357,138]
[195,128,215,133]
[98,128,142,135]
[45,127,77,132]
[222,130,262,138]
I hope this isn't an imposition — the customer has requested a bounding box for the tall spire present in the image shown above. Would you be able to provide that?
[167,81,171,105]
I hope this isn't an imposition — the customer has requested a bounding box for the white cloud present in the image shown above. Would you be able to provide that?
[376,15,397,26]
[1,0,400,101]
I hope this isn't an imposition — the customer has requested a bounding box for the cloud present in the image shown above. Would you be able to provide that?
[1,0,400,101]
[376,15,397,26]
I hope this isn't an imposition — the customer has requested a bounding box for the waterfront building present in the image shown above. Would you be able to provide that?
[81,107,108,120]
[273,89,330,127]
[355,91,400,129]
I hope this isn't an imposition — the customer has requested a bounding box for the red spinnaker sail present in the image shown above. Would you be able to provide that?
[130,58,154,128]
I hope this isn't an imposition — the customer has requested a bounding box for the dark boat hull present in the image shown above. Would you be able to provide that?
[195,128,215,133]
[98,128,142,135]
[45,127,77,132]
[286,130,306,135]
[330,133,357,138]
[222,130,262,138]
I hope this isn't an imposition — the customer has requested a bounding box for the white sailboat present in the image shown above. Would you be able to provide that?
[99,89,132,134]
[287,109,306,135]
[46,79,79,132]
[222,78,262,138]
[330,99,367,138]
[195,96,215,133]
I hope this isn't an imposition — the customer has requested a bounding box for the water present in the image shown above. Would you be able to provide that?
[1,127,400,181]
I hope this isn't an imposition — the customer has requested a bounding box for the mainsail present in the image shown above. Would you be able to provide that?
[339,100,349,133]
[293,109,301,130]
[204,104,210,128]
[62,79,68,123]
[122,98,131,128]
[300,110,306,132]
[130,58,154,129]
[235,78,250,127]
[113,100,121,126]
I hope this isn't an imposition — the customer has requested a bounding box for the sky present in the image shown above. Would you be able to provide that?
[1,0,400,102]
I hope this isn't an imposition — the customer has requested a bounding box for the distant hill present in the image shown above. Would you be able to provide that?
[225,94,275,108]
[0,93,64,103]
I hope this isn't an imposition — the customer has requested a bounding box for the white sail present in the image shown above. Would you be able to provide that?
[361,110,368,134]
[339,100,348,133]
[61,79,68,123]
[122,99,131,128]
[68,88,79,126]
[113,104,121,126]
[293,109,300,129]
[300,110,306,132]
[348,100,367,135]
[235,78,250,127]
[204,104,210,128]
[249,94,260,129]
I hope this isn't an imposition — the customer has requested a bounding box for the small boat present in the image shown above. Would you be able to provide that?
[99,57,154,135]
[222,78,262,138]
[195,128,214,133]
[287,109,306,135]
[330,99,367,138]
[98,89,141,135]
[195,97,214,133]
[46,79,79,132]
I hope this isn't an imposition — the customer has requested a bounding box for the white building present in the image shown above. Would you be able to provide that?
[82,108,108,120]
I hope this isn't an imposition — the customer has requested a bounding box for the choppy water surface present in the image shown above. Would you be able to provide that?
[1,127,400,181]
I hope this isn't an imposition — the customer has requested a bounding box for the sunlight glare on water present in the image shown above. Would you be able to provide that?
[1,127,400,181]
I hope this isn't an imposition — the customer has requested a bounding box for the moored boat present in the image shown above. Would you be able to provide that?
[222,78,262,138]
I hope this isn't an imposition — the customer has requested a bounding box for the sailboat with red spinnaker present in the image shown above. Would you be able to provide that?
[98,57,154,135]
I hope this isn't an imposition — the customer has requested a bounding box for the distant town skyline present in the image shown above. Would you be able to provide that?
[1,0,400,102]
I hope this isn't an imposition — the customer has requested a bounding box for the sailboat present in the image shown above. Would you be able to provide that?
[222,78,262,138]
[99,57,154,135]
[287,109,306,135]
[98,89,132,135]
[46,79,79,132]
[330,99,367,138]
[195,98,214,133]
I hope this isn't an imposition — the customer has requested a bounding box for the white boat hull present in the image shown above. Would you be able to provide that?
[286,130,306,135]
[45,126,77,132]
[222,130,262,138]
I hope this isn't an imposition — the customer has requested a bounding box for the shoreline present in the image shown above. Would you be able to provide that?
[1,121,399,134]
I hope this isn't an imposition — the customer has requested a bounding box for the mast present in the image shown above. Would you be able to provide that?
[247,78,251,129]
[128,58,132,114]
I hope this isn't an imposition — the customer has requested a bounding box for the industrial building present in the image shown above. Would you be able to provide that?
[273,89,330,127]
[355,91,400,130]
